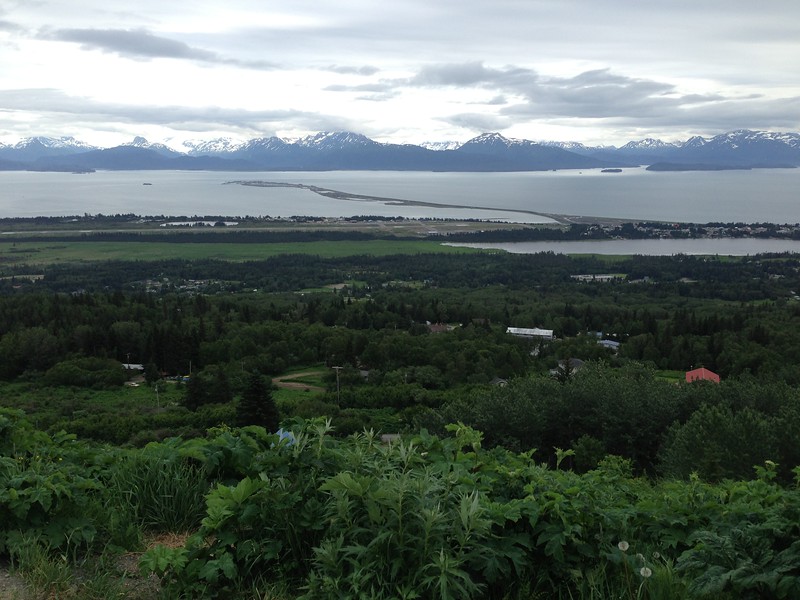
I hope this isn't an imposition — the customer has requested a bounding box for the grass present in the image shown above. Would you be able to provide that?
[273,386,325,410]
[0,239,482,267]
[272,367,328,409]
[656,370,685,383]
[0,380,183,418]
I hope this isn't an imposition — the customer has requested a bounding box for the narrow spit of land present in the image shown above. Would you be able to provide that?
[226,180,636,227]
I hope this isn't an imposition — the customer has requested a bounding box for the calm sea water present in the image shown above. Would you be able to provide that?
[1,167,798,224]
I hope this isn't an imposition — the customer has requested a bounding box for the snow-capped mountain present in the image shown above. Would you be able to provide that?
[182,138,244,155]
[767,132,800,149]
[14,136,95,151]
[680,136,708,149]
[540,140,598,152]
[457,132,616,170]
[419,141,462,151]
[295,131,379,149]
[664,130,800,167]
[121,136,180,157]
[459,132,536,150]
[1,129,798,172]
[0,136,98,162]
[237,137,290,152]
[619,138,680,152]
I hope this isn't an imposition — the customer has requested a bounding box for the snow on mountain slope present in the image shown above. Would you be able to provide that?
[419,141,462,151]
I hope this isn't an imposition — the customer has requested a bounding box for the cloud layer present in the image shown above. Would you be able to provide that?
[0,1,799,145]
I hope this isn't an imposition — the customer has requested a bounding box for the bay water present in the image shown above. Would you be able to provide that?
[1,167,799,254]
[1,167,798,223]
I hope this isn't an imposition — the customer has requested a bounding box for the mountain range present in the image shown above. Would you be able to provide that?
[0,129,798,173]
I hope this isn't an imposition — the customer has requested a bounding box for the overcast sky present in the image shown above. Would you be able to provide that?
[1,0,799,147]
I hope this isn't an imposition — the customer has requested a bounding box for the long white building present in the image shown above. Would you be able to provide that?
[506,327,554,340]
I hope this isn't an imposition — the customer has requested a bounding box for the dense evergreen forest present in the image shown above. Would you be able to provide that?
[2,244,800,598]
[2,250,800,473]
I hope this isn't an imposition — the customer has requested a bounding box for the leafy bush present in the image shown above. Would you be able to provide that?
[44,357,127,389]
[0,409,108,557]
[4,407,800,599]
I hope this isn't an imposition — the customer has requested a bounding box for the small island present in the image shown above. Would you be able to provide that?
[646,162,751,172]
[600,168,623,173]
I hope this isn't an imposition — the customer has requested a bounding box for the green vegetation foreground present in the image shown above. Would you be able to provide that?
[2,229,800,597]
[2,411,799,599]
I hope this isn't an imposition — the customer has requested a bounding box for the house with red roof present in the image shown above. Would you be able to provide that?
[685,367,720,383]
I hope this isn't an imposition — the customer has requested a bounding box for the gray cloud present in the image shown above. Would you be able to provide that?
[485,95,508,106]
[642,96,800,132]
[43,27,216,60]
[395,60,800,139]
[309,57,800,138]
[324,83,395,93]
[401,63,731,121]
[4,1,800,144]
[38,27,278,70]
[355,92,399,102]
[0,19,25,33]
[440,112,510,133]
[410,62,534,89]
[325,64,380,76]
[412,62,507,87]
[0,88,338,134]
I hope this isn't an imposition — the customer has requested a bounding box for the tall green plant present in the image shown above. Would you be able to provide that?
[107,445,209,532]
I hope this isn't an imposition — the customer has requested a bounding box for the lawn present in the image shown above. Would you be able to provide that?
[0,239,483,266]
[656,369,686,383]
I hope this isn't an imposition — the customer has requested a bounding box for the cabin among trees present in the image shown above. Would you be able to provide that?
[685,367,720,383]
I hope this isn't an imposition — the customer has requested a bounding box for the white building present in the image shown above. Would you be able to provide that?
[506,327,554,341]
[598,339,621,351]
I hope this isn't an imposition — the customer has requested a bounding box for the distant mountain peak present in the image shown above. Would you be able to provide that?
[182,137,243,155]
[2,128,799,172]
[620,138,676,151]
[540,140,603,152]
[468,132,510,144]
[296,131,378,149]
[121,136,179,156]
[419,140,462,151]
[14,136,95,150]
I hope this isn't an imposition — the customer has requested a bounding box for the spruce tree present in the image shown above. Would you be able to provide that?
[236,372,279,431]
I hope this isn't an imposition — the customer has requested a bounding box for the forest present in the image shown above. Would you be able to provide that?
[1,236,800,598]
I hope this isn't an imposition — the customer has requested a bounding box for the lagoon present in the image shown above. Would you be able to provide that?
[445,238,800,256]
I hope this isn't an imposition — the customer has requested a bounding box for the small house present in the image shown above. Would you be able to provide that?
[685,367,720,383]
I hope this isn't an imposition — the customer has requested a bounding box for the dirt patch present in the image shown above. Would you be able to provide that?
[115,532,191,599]
[0,532,192,600]
[0,561,30,600]
[273,370,326,393]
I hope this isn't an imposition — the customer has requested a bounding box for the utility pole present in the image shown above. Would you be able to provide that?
[332,366,343,405]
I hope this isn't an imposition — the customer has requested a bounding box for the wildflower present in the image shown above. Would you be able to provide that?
[636,553,645,563]
[652,552,661,560]
[617,541,629,552]
[640,567,652,578]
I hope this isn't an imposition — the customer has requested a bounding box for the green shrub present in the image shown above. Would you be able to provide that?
[44,357,127,389]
